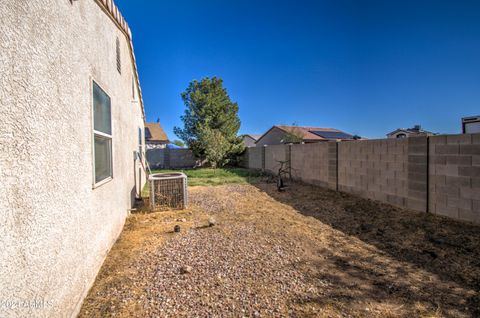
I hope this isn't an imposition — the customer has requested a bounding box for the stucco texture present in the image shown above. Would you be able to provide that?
[0,1,145,317]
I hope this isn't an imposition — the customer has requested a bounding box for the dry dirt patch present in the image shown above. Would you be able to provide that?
[79,183,480,318]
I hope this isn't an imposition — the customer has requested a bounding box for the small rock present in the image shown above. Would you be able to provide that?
[177,218,187,222]
[180,265,192,274]
[174,225,181,233]
[208,217,216,227]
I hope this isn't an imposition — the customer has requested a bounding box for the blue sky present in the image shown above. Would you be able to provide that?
[116,0,480,139]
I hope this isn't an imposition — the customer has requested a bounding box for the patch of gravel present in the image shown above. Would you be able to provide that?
[136,223,316,317]
[188,184,258,214]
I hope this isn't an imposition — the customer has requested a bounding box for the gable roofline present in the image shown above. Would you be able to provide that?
[387,127,436,136]
[255,125,349,144]
[254,126,281,145]
[242,134,262,140]
[94,0,145,121]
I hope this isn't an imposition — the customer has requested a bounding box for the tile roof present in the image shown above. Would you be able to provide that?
[275,125,350,141]
[145,122,169,142]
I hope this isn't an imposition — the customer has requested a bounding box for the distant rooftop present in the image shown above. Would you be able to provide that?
[145,122,169,143]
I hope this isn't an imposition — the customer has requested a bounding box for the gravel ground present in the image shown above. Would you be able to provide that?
[79,183,480,318]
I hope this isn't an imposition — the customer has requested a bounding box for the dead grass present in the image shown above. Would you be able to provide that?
[79,181,480,317]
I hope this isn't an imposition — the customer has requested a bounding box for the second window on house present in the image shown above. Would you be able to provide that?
[93,81,113,185]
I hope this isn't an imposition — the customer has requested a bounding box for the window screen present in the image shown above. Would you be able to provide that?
[94,135,112,183]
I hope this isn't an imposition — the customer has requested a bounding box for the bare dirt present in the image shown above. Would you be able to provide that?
[79,182,480,318]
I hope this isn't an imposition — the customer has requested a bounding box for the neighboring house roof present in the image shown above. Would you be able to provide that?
[387,125,435,137]
[256,125,355,144]
[95,0,145,120]
[145,122,169,143]
[243,134,262,140]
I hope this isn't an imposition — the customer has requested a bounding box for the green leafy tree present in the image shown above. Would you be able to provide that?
[172,139,185,148]
[283,123,304,144]
[174,77,244,167]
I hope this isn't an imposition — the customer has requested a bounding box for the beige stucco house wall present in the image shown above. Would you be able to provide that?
[0,1,146,317]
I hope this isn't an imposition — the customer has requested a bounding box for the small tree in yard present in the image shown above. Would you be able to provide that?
[172,139,185,148]
[174,77,244,168]
[283,124,304,144]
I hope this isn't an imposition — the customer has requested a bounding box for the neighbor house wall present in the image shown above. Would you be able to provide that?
[243,135,257,148]
[243,133,480,224]
[256,127,288,146]
[0,1,145,317]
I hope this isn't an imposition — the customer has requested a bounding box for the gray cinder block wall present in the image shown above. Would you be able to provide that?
[290,142,336,189]
[244,133,480,224]
[264,145,288,173]
[338,138,409,209]
[429,134,480,222]
[248,147,263,170]
[146,148,198,169]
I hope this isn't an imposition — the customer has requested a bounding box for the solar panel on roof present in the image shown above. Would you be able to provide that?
[311,131,353,139]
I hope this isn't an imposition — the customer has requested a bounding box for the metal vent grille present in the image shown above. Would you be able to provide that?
[149,173,188,210]
[116,37,121,74]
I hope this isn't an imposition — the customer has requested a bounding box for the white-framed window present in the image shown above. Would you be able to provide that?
[92,81,113,186]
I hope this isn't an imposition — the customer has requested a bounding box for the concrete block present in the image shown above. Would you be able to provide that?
[408,171,427,182]
[408,189,427,200]
[445,176,471,187]
[446,134,472,144]
[459,145,480,155]
[434,164,459,176]
[436,185,460,196]
[435,145,459,155]
[408,155,427,164]
[409,164,428,174]
[458,166,480,178]
[473,156,480,166]
[409,145,428,154]
[460,187,480,200]
[431,175,446,185]
[408,136,428,145]
[447,197,472,210]
[430,135,446,145]
[472,178,480,189]
[473,200,480,212]
[407,198,427,212]
[432,155,446,165]
[431,193,447,205]
[435,204,459,219]
[458,209,479,224]
[408,180,427,192]
[446,155,472,165]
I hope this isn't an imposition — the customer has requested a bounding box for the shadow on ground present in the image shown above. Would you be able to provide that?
[251,180,480,317]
